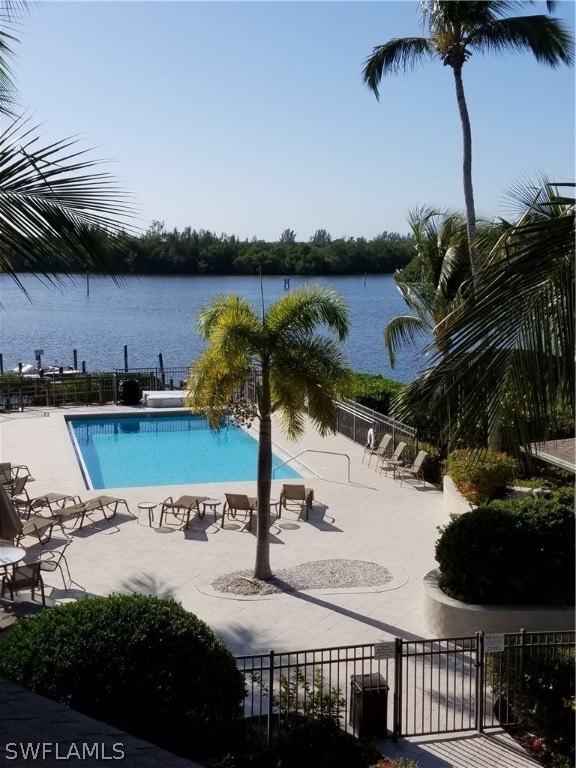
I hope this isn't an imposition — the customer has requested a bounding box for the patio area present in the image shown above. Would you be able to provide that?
[0,404,446,653]
[0,405,545,768]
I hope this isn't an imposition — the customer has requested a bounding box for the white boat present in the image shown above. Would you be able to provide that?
[11,363,35,374]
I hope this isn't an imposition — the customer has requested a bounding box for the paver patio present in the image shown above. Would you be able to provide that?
[0,405,541,767]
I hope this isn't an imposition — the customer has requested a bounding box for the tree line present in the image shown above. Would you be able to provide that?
[102,222,415,276]
[7,222,415,276]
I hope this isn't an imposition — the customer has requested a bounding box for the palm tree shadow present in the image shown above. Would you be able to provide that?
[118,573,177,600]
[287,589,425,642]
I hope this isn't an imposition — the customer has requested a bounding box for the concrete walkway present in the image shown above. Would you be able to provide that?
[0,405,540,767]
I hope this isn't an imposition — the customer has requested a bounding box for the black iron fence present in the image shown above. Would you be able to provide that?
[236,630,575,746]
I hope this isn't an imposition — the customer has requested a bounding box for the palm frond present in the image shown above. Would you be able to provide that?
[469,15,574,66]
[186,349,253,427]
[266,283,350,341]
[384,315,429,368]
[362,37,432,99]
[0,119,136,286]
[395,177,575,448]
[272,334,353,439]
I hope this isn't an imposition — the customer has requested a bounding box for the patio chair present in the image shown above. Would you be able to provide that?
[363,433,393,468]
[0,463,33,488]
[50,497,106,530]
[396,450,428,486]
[222,494,257,532]
[159,495,207,530]
[9,476,33,518]
[37,538,77,589]
[15,515,55,546]
[0,463,11,485]
[378,441,407,477]
[279,484,314,521]
[90,495,133,519]
[29,492,81,515]
[1,561,46,606]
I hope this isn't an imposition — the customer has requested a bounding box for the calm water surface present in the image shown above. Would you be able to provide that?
[0,274,430,383]
[70,414,300,489]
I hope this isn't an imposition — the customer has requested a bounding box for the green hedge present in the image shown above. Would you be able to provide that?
[350,374,404,416]
[0,595,245,761]
[435,499,575,605]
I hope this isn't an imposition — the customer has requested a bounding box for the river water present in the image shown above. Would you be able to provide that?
[0,273,430,383]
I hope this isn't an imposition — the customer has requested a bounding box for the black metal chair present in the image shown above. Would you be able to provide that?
[1,561,46,606]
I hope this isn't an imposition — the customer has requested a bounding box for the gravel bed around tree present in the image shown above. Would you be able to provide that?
[211,559,393,595]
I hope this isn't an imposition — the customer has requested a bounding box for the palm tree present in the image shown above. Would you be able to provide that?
[186,284,354,580]
[0,3,134,291]
[393,177,575,454]
[0,119,134,291]
[363,1,574,276]
[384,206,470,367]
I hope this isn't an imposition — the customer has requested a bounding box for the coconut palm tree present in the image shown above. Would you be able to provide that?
[393,177,575,454]
[186,284,354,580]
[363,1,574,275]
[384,206,470,367]
[0,2,134,291]
[0,119,134,291]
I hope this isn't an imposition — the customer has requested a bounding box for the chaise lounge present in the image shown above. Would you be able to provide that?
[279,484,314,521]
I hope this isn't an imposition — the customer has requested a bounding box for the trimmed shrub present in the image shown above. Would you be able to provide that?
[0,594,245,761]
[435,499,575,605]
[351,373,404,416]
[444,448,518,504]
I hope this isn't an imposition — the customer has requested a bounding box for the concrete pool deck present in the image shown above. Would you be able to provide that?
[0,405,541,767]
[1,404,446,650]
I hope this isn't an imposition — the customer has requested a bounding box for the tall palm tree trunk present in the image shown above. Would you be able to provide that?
[453,65,501,450]
[254,365,272,580]
[452,65,479,279]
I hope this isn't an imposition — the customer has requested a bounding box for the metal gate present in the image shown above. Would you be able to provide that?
[237,630,575,745]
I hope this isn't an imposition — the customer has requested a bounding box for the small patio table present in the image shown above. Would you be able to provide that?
[137,502,157,527]
[0,546,26,572]
[200,498,221,523]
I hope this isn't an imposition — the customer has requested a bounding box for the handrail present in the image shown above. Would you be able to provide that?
[273,449,351,483]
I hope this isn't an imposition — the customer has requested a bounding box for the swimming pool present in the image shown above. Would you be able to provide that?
[68,414,301,489]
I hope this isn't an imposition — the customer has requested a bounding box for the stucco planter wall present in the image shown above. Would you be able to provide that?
[443,474,476,516]
[423,569,575,636]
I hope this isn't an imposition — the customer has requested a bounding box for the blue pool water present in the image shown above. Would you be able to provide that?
[68,414,301,489]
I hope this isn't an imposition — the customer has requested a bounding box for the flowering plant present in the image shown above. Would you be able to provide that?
[445,448,518,503]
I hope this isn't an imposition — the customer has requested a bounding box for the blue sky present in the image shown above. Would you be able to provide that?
[14,1,575,241]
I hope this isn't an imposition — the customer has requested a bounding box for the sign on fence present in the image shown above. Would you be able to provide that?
[484,633,505,652]
[373,641,396,659]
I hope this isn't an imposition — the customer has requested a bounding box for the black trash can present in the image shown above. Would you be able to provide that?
[120,379,140,406]
[349,673,388,738]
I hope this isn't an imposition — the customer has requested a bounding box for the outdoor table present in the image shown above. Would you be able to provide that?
[137,501,157,527]
[200,498,221,523]
[0,546,26,572]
